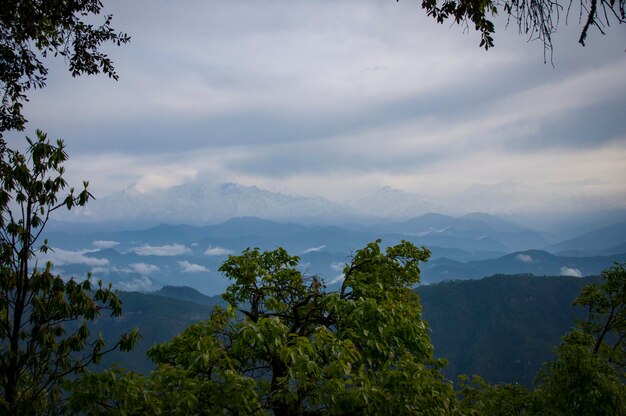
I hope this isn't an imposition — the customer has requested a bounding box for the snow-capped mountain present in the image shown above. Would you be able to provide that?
[60,182,356,225]
[346,186,443,219]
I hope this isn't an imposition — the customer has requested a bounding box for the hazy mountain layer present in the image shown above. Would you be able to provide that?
[40,215,626,294]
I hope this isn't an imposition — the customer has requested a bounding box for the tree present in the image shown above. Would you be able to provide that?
[534,330,625,415]
[0,0,130,135]
[67,240,459,415]
[458,263,626,415]
[0,131,139,415]
[457,375,536,416]
[405,0,625,56]
[534,262,626,415]
[574,262,626,364]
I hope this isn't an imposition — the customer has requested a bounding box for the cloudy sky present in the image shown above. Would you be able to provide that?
[6,0,626,217]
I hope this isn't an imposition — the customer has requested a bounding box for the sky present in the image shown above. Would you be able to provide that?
[6,0,626,218]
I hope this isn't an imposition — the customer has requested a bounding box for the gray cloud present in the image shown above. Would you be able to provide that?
[302,245,327,254]
[4,1,625,218]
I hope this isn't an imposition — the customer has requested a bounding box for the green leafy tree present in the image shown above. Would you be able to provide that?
[0,0,130,135]
[0,131,139,415]
[535,330,625,415]
[574,262,626,365]
[457,375,536,416]
[534,262,626,415]
[458,264,626,415]
[68,240,459,415]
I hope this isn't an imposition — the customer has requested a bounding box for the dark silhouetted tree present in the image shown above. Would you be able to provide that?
[0,0,130,135]
[0,131,139,415]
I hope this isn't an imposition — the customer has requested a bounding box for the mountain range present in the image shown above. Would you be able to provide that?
[54,181,626,238]
[59,182,356,226]
[40,213,626,294]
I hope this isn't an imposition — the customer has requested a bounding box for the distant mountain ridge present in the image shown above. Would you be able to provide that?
[153,285,219,306]
[423,249,626,283]
[61,182,357,225]
[53,179,626,244]
[41,215,626,295]
[549,219,626,255]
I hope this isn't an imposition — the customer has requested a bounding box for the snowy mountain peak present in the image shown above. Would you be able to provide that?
[60,181,354,225]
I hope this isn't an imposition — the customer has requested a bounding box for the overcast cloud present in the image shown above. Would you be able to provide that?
[5,0,626,217]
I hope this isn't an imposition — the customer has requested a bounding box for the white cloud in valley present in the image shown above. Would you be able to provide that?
[131,244,192,256]
[560,266,583,277]
[326,262,346,285]
[38,248,109,267]
[515,254,534,263]
[117,276,154,292]
[204,246,234,256]
[178,260,210,273]
[92,240,119,249]
[128,262,161,275]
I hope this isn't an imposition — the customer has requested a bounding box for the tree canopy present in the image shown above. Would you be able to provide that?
[66,252,626,415]
[67,240,460,415]
[0,132,139,414]
[407,0,624,56]
[0,0,130,135]
[459,262,626,415]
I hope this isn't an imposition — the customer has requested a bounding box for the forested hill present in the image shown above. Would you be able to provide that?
[419,274,600,386]
[94,275,598,385]
[91,288,224,374]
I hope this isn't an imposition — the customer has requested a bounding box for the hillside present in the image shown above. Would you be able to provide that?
[422,250,626,283]
[90,290,224,374]
[419,274,600,386]
[93,275,599,386]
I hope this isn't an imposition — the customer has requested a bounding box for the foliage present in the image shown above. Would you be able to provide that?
[67,257,626,415]
[70,240,460,415]
[574,262,626,365]
[457,375,535,415]
[0,131,139,415]
[60,273,602,389]
[402,0,625,58]
[0,0,130,134]
[533,262,626,415]
[535,330,626,415]
[459,263,626,415]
